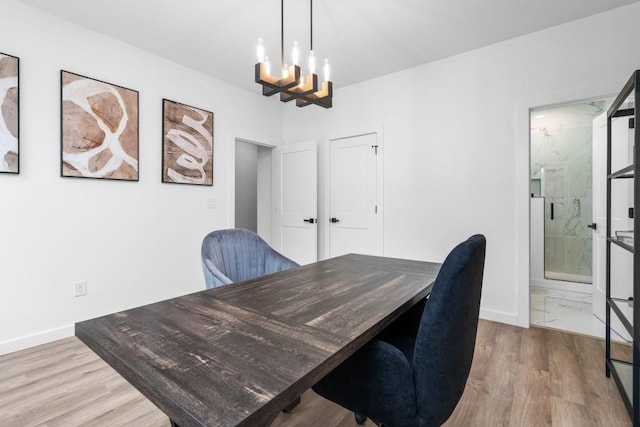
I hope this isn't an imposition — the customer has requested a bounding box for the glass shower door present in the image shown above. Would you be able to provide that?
[531,103,601,284]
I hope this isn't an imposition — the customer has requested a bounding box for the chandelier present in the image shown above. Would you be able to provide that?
[255,0,333,108]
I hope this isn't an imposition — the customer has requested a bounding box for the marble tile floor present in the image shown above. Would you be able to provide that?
[530,286,629,342]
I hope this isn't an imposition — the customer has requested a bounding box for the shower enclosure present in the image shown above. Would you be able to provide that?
[530,101,610,284]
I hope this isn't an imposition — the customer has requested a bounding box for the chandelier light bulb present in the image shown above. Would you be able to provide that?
[299,75,305,88]
[257,38,265,63]
[264,56,271,75]
[282,63,289,79]
[323,58,330,82]
[308,50,316,74]
[292,41,300,66]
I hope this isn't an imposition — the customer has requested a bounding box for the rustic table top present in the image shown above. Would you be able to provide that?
[76,253,440,427]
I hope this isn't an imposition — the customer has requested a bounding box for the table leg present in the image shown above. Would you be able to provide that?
[282,396,301,413]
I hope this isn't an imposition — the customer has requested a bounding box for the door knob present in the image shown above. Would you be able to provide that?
[587,223,597,230]
[330,217,340,223]
[303,218,316,224]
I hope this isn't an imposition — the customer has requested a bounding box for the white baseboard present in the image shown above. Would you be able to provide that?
[0,325,74,356]
[480,308,525,327]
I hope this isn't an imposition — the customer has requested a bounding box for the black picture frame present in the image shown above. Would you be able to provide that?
[60,70,139,181]
[0,52,19,174]
[161,98,214,186]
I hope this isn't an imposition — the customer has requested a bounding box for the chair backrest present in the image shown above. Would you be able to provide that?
[412,234,486,426]
[201,228,298,288]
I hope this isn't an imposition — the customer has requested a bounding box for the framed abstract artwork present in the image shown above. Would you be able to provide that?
[61,70,139,180]
[0,53,19,174]
[162,98,213,185]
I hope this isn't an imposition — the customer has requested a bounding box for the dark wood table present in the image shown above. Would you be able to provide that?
[76,254,440,427]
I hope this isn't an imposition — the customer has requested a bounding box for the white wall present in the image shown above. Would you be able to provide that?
[283,3,640,326]
[0,0,283,354]
[5,1,640,355]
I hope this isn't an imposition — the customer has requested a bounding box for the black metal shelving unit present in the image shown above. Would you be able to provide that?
[606,70,640,427]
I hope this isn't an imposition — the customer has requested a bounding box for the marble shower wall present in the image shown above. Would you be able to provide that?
[530,102,609,283]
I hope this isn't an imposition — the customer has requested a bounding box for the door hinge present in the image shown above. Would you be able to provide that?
[371,145,379,155]
[375,205,378,214]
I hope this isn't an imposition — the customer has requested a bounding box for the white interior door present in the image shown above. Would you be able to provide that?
[607,113,634,341]
[329,133,383,257]
[272,141,318,265]
[592,112,607,321]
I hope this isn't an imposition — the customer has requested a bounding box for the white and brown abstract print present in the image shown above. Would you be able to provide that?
[162,99,213,185]
[61,71,139,180]
[0,54,18,173]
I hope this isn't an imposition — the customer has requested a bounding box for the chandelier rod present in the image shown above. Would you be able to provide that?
[281,0,284,69]
[310,0,313,51]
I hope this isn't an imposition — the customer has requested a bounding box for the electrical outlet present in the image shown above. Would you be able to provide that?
[207,198,217,209]
[74,281,87,297]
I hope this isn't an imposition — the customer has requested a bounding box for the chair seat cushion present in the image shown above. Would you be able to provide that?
[384,335,416,366]
[313,339,418,426]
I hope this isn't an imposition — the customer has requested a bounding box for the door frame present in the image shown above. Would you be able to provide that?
[324,125,384,260]
[516,83,619,328]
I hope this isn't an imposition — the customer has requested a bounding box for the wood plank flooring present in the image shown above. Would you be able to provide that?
[0,320,632,426]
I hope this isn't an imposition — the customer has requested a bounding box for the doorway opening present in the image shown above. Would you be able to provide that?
[529,97,613,337]
[234,138,273,242]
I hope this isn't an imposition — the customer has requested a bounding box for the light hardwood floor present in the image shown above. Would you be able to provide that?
[0,320,632,426]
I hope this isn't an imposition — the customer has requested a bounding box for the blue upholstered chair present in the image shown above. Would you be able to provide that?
[201,228,299,288]
[312,234,486,427]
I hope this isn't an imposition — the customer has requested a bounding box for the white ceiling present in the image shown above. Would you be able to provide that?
[17,0,640,93]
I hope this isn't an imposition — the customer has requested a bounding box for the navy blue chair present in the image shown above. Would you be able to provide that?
[201,228,299,289]
[312,234,486,427]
